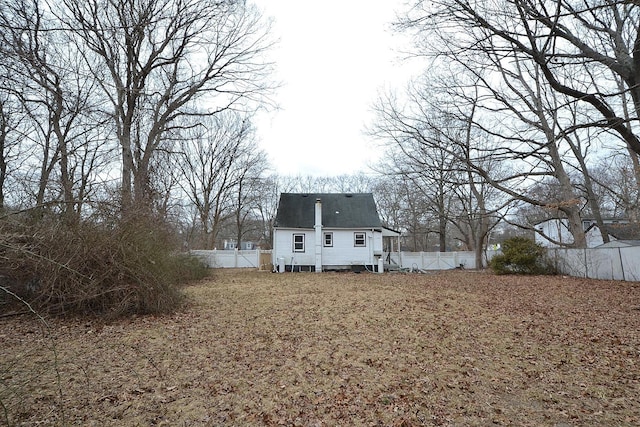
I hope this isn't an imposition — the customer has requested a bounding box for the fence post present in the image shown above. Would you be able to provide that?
[619,248,626,281]
[584,248,588,278]
[256,248,261,270]
[234,248,239,268]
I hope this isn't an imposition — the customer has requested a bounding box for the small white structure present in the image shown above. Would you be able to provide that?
[272,193,400,272]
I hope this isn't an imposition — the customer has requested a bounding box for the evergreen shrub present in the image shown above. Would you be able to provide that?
[489,236,555,275]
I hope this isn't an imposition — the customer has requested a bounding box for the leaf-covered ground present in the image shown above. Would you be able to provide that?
[1,270,640,426]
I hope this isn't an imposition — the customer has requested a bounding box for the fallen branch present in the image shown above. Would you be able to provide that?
[0,310,30,318]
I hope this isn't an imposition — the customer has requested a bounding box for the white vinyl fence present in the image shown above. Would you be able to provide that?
[548,246,640,282]
[190,249,272,270]
[190,247,640,281]
[191,249,498,271]
[390,250,500,271]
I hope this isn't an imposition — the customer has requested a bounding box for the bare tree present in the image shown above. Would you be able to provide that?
[592,155,640,221]
[58,0,275,211]
[230,136,269,250]
[0,0,110,220]
[372,177,406,232]
[372,123,459,251]
[0,90,26,210]
[370,79,510,257]
[388,1,636,248]
[276,175,335,193]
[402,0,640,157]
[451,115,507,265]
[178,112,257,249]
[331,173,377,193]
[252,174,280,248]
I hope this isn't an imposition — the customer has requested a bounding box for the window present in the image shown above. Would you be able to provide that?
[324,232,333,247]
[354,232,366,247]
[293,234,305,252]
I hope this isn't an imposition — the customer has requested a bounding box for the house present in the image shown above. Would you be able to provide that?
[535,218,637,248]
[222,239,255,250]
[272,193,400,272]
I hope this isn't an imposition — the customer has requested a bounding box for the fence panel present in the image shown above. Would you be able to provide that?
[586,248,623,280]
[190,249,272,269]
[549,249,587,278]
[405,251,489,270]
[549,247,640,282]
[190,250,216,268]
[620,247,640,281]
[400,253,422,270]
[401,252,465,270]
[214,251,237,268]
[235,250,259,268]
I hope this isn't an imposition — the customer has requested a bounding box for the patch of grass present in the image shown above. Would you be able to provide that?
[1,270,639,426]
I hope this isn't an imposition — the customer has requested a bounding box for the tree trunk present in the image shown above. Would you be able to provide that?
[120,131,134,212]
[438,214,447,252]
[51,89,76,223]
[627,150,640,222]
[0,105,7,211]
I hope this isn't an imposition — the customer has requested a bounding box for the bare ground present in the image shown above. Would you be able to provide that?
[1,270,640,426]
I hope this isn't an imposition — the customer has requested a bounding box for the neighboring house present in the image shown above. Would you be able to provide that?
[535,218,636,248]
[272,193,400,272]
[222,239,255,250]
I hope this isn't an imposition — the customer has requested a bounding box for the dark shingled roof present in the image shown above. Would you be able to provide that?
[274,193,382,229]
[602,223,640,240]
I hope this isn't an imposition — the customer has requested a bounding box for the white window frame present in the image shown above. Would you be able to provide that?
[354,232,366,247]
[324,232,333,247]
[293,233,305,252]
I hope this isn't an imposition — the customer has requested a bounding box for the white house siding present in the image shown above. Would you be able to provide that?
[320,229,382,267]
[536,219,574,247]
[273,228,315,267]
[584,227,607,248]
[273,228,383,270]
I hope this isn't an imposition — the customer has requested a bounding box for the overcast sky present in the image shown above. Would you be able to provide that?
[253,0,421,177]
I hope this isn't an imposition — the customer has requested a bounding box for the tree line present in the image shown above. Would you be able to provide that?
[2,0,639,268]
[0,0,275,219]
[369,0,640,259]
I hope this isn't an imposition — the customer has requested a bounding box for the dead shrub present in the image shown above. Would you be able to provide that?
[0,213,207,317]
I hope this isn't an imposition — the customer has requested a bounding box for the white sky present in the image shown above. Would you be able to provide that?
[253,0,421,177]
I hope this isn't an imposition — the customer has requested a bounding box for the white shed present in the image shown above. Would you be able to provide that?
[272,193,399,272]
